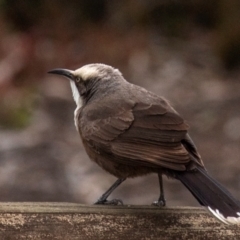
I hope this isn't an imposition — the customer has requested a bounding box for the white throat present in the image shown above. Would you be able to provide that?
[70,80,82,107]
[70,81,82,129]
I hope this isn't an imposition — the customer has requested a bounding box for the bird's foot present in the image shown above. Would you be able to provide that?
[94,198,124,205]
[152,198,166,207]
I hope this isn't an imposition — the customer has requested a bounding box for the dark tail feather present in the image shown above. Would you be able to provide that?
[175,167,240,224]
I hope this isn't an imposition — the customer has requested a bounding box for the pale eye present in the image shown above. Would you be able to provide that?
[76,77,81,83]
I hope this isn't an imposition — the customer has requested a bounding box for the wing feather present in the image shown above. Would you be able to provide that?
[80,98,191,171]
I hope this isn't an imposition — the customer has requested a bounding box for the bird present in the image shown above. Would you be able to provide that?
[48,63,240,224]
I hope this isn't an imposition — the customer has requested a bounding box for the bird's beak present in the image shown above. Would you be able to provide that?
[48,68,74,80]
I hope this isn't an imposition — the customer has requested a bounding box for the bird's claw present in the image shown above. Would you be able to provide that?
[94,198,124,205]
[152,199,166,207]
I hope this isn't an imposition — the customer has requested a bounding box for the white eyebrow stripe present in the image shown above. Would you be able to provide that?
[74,65,100,81]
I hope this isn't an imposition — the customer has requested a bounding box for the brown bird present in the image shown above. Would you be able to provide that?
[48,63,240,224]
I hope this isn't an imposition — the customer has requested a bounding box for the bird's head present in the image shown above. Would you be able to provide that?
[48,63,122,107]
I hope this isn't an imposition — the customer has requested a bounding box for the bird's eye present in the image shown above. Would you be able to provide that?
[76,77,81,83]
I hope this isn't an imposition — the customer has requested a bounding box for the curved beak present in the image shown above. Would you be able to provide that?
[48,68,74,80]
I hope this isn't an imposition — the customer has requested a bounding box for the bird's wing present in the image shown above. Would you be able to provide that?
[80,100,193,171]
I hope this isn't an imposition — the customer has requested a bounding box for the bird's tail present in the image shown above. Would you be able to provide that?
[175,166,240,224]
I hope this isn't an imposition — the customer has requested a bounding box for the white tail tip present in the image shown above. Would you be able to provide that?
[208,206,240,225]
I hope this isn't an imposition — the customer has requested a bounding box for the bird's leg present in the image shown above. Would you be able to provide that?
[94,178,126,205]
[152,173,166,207]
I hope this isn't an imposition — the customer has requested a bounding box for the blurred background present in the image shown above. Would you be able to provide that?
[0,0,240,207]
